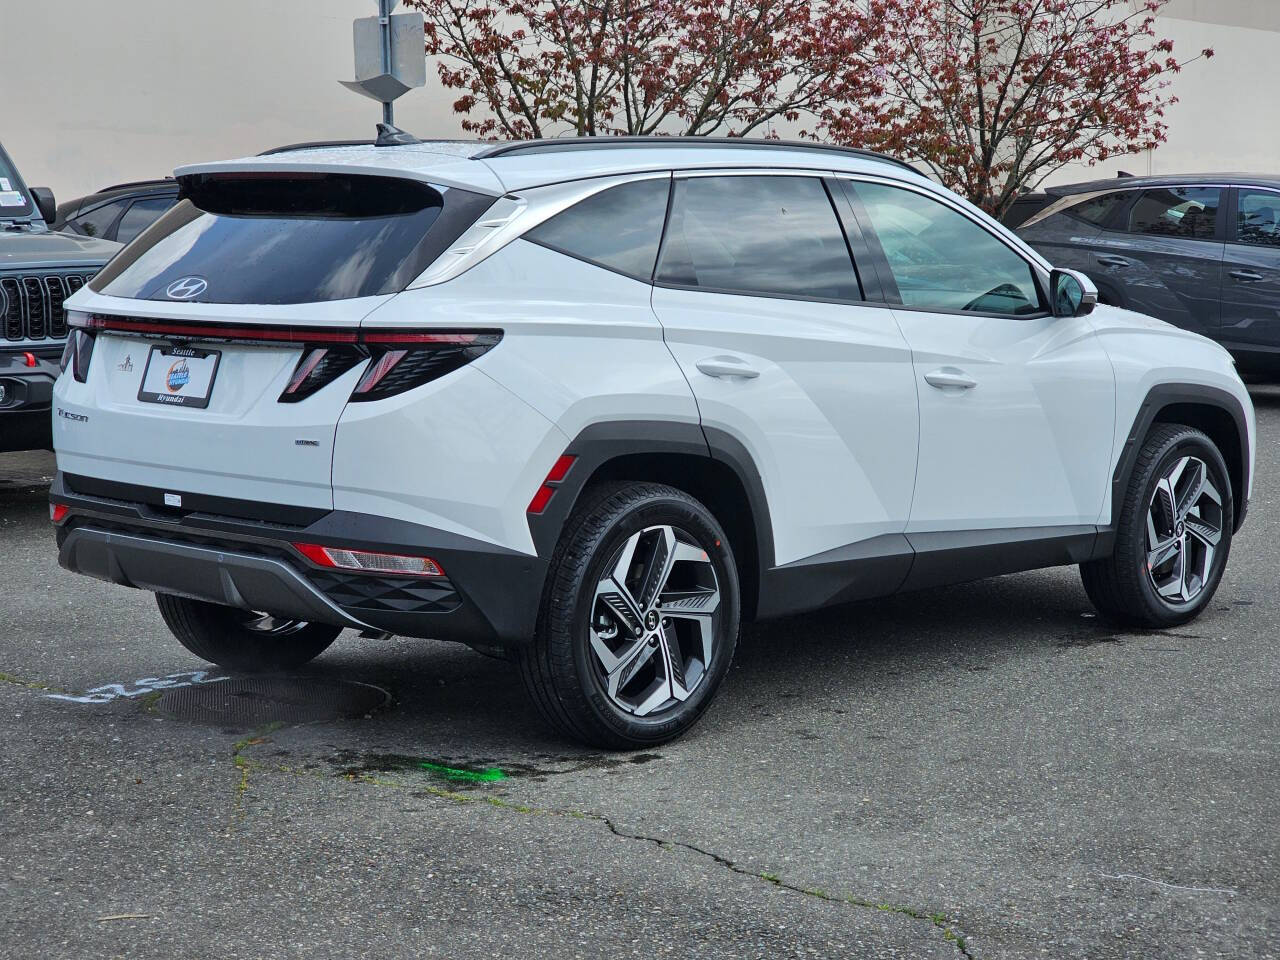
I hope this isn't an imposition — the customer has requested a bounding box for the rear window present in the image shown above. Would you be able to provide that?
[91,173,495,304]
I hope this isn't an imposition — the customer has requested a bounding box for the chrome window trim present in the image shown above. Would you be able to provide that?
[406,171,672,289]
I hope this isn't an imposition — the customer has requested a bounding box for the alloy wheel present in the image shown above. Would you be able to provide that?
[589,524,721,717]
[1146,455,1224,604]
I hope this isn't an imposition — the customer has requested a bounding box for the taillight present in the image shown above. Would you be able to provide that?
[293,542,444,578]
[278,346,365,403]
[49,502,69,525]
[275,330,501,403]
[60,329,95,382]
[350,331,502,402]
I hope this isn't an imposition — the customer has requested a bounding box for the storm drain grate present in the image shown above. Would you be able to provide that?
[156,677,390,726]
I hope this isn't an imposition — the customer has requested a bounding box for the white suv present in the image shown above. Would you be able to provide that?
[51,136,1255,748]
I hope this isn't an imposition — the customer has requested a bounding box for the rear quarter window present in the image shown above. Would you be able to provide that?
[1063,190,1135,227]
[90,173,496,304]
[523,177,671,281]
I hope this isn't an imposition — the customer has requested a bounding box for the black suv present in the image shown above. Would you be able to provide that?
[0,140,119,452]
[53,178,178,246]
[1017,174,1280,373]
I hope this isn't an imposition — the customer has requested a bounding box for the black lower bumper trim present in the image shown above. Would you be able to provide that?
[51,473,548,649]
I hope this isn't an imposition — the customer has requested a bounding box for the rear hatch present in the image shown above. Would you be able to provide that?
[54,171,496,515]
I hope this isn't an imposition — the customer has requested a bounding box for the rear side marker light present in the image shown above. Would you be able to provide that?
[528,454,577,515]
[293,542,444,578]
[50,503,69,524]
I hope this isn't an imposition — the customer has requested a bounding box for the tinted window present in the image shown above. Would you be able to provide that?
[71,199,128,238]
[1128,187,1220,240]
[656,175,860,301]
[1064,190,1134,227]
[94,174,494,304]
[1236,190,1280,248]
[525,178,670,280]
[852,181,1043,316]
[114,196,177,245]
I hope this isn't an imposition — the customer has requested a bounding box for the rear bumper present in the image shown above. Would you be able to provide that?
[51,473,547,652]
[0,350,59,452]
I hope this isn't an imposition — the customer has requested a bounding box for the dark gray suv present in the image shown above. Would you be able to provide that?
[1,140,119,452]
[1017,174,1280,373]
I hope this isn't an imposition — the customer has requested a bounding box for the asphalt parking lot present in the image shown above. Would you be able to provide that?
[1,393,1277,960]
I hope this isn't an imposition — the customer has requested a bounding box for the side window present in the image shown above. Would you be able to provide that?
[1127,187,1221,240]
[524,178,671,281]
[656,175,860,301]
[1065,190,1135,227]
[851,181,1043,316]
[114,196,177,245]
[69,199,127,238]
[1236,190,1280,248]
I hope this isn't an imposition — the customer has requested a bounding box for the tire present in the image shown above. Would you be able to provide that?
[1081,424,1233,628]
[519,481,741,749]
[155,593,341,671]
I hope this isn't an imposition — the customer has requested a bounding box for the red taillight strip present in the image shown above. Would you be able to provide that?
[76,315,498,348]
[362,331,480,344]
[77,315,359,344]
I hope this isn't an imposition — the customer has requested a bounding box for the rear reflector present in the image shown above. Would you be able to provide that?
[293,542,444,578]
[49,503,69,524]
[527,454,576,515]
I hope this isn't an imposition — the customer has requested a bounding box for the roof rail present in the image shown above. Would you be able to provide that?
[474,136,919,174]
[258,140,375,156]
[94,177,176,193]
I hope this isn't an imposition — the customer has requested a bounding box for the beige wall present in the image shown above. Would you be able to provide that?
[1046,2,1280,186]
[1,0,1277,202]
[1,1,466,202]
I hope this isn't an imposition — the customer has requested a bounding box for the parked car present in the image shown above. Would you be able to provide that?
[53,178,178,245]
[1017,173,1280,373]
[0,140,119,452]
[51,136,1254,747]
[999,191,1055,229]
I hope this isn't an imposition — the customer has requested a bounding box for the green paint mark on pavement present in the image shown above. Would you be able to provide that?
[418,761,507,783]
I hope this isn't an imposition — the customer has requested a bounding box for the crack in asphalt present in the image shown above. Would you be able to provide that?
[241,745,975,958]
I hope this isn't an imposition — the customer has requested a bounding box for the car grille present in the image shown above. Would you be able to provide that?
[0,272,95,342]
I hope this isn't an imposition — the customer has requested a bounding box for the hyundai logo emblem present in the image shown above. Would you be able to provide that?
[166,276,208,300]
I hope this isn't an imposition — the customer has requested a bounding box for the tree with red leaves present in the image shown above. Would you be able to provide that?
[820,0,1213,215]
[406,0,894,138]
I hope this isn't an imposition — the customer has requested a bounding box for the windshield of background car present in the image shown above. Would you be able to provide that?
[0,144,35,219]
[90,173,495,304]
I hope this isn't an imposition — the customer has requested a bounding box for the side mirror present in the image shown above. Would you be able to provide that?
[1050,268,1097,318]
[30,186,56,224]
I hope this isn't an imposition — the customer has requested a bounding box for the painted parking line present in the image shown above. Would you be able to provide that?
[45,670,227,704]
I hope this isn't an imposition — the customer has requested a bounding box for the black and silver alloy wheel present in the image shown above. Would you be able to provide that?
[590,524,721,717]
[1144,455,1224,605]
[520,482,740,749]
[1081,423,1233,627]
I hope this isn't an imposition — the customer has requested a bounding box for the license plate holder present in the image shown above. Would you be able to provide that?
[138,345,221,409]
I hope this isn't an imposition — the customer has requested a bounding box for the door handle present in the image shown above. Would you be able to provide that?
[695,356,760,380]
[1096,255,1132,268]
[924,367,977,390]
[1230,269,1265,283]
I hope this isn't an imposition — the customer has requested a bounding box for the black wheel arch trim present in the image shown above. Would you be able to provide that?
[1109,383,1250,534]
[529,420,778,621]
